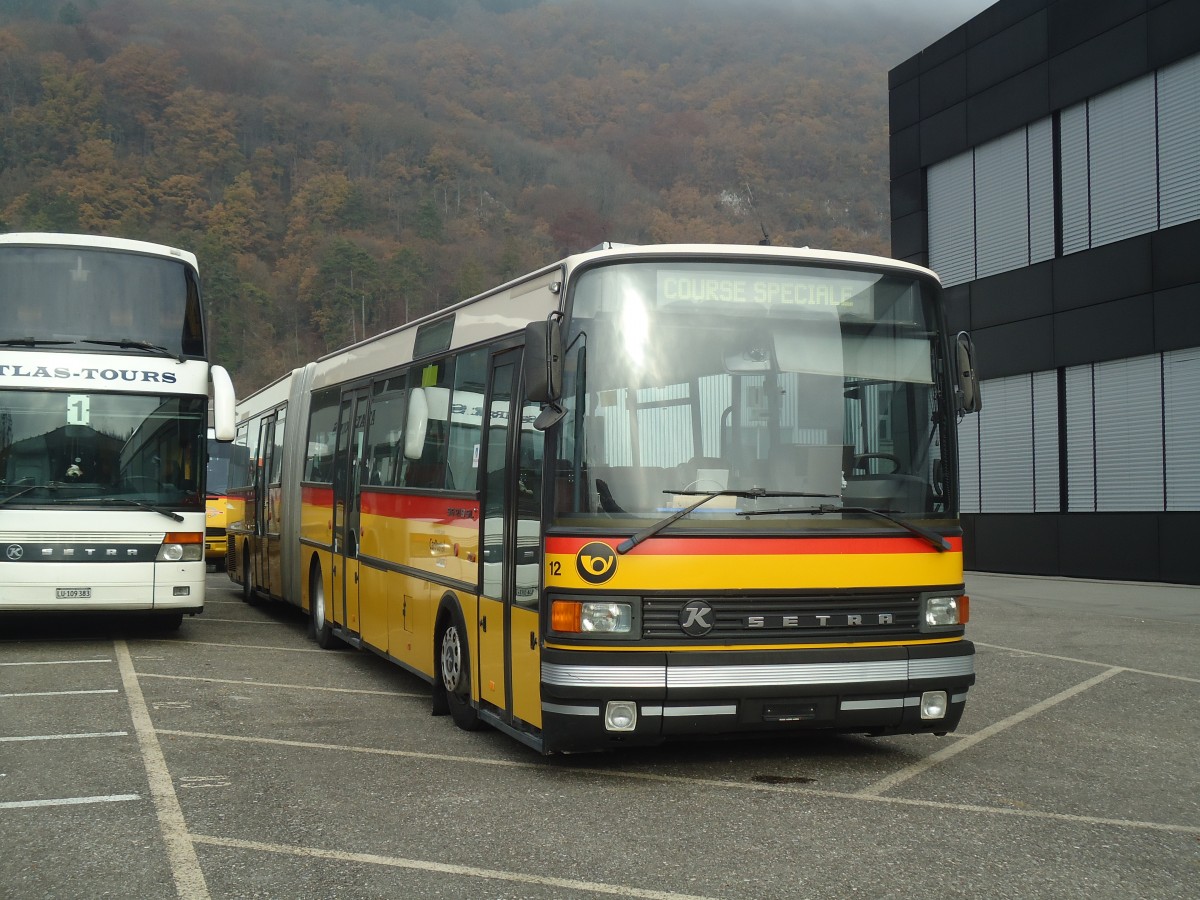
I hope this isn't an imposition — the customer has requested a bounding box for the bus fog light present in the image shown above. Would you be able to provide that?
[172,586,190,597]
[605,701,637,732]
[920,691,948,720]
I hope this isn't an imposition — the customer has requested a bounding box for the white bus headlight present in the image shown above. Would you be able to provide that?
[922,595,966,628]
[605,700,637,732]
[551,600,633,634]
[920,691,948,720]
[157,532,204,562]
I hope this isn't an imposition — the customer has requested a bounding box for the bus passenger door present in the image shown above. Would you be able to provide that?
[332,388,369,636]
[253,416,275,594]
[477,349,544,731]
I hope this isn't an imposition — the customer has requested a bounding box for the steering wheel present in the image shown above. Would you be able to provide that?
[852,453,902,475]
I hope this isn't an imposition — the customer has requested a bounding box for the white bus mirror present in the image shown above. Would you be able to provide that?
[404,388,429,459]
[210,365,236,440]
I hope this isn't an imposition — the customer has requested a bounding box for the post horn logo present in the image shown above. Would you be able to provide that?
[575,541,618,585]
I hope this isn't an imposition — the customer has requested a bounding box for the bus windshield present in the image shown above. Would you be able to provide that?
[553,259,952,528]
[0,245,204,358]
[0,390,206,510]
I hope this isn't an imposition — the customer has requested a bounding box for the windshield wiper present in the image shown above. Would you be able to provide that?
[81,496,185,522]
[79,338,184,363]
[0,337,75,347]
[736,503,951,553]
[614,487,837,555]
[0,483,58,505]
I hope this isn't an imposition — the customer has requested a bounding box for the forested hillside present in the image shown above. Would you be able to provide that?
[0,0,955,392]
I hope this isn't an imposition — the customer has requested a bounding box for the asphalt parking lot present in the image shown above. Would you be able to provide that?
[2,570,1197,899]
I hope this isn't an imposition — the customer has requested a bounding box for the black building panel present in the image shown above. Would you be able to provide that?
[974,316,1055,377]
[1153,284,1200,352]
[967,63,1051,146]
[1048,18,1150,109]
[920,54,968,118]
[1048,0,1146,55]
[1147,0,1200,67]
[967,0,1051,45]
[890,54,920,90]
[1159,514,1200,585]
[920,24,968,71]
[1052,236,1152,312]
[889,77,921,134]
[1053,295,1155,367]
[1152,220,1200,290]
[890,210,927,262]
[967,11,1049,94]
[1059,514,1162,582]
[889,170,924,221]
[942,283,972,335]
[919,103,968,168]
[971,260,1054,328]
[890,124,921,180]
[971,514,1060,575]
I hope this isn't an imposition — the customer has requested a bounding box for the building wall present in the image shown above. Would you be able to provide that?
[889,0,1200,584]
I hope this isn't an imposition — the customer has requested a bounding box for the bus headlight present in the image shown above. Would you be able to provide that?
[551,600,633,634]
[157,532,204,562]
[920,691,948,720]
[921,595,967,628]
[605,700,638,732]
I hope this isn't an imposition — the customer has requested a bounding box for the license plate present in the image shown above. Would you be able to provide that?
[56,588,92,599]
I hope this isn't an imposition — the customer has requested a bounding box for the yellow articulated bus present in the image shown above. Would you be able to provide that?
[228,242,982,753]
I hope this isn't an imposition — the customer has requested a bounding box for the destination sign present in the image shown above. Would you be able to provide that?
[657,270,876,316]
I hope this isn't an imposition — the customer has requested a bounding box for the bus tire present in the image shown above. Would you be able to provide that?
[437,606,481,731]
[239,544,254,604]
[309,560,340,650]
[156,611,184,631]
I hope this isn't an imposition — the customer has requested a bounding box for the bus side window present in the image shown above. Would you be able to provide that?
[400,360,455,491]
[305,388,340,484]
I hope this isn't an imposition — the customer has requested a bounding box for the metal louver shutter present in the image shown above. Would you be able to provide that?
[956,412,980,514]
[1159,53,1200,230]
[1027,119,1055,264]
[1164,348,1200,511]
[1060,104,1090,255]
[927,153,975,287]
[1093,354,1163,512]
[1032,371,1060,512]
[978,375,1034,513]
[975,129,1029,279]
[1064,365,1095,512]
[1089,77,1158,247]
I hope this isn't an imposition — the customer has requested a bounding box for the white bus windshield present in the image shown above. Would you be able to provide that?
[0,390,206,510]
[553,260,952,527]
[0,245,204,358]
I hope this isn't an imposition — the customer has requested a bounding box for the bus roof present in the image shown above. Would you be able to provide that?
[0,232,199,271]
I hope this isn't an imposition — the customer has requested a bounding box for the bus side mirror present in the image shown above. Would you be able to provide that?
[524,315,566,430]
[955,332,982,414]
[404,388,428,459]
[211,365,236,441]
[524,315,562,403]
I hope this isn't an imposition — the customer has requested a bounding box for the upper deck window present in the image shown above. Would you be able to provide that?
[0,245,204,358]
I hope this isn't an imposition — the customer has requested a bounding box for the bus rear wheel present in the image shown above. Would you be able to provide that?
[438,611,480,731]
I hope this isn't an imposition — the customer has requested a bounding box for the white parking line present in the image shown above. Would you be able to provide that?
[975,641,1200,684]
[157,725,1200,836]
[0,794,140,810]
[141,639,323,653]
[0,731,128,743]
[1,689,120,698]
[139,673,425,698]
[856,667,1124,797]
[114,641,210,900]
[190,833,726,900]
[0,658,112,667]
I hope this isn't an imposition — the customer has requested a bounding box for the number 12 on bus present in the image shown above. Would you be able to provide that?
[228,243,982,754]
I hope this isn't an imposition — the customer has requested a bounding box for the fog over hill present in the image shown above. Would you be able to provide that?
[0,0,981,390]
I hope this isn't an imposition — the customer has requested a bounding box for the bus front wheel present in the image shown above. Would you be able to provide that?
[438,609,481,731]
[309,562,340,650]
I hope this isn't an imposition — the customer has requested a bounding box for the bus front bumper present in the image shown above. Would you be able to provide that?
[539,641,974,753]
